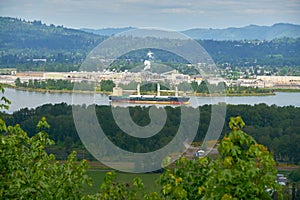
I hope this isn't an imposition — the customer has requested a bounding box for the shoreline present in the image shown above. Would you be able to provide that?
[8,87,275,97]
[3,84,299,97]
[190,92,275,97]
[4,85,112,95]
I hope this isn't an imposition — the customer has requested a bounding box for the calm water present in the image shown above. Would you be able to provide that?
[2,88,300,113]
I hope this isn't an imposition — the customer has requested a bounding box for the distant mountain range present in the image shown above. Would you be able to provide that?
[81,27,135,36]
[81,23,300,40]
[1,17,300,71]
[182,23,300,40]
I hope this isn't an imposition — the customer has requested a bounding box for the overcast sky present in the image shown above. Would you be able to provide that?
[0,0,299,30]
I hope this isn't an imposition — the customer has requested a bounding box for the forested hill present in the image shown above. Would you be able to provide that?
[182,23,300,40]
[81,27,135,36]
[0,17,106,71]
[81,23,300,40]
[1,17,300,71]
[0,17,105,51]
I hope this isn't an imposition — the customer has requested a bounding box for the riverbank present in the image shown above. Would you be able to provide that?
[225,92,275,96]
[5,87,277,97]
[272,88,300,93]
[3,84,300,97]
[117,90,275,97]
[3,84,112,95]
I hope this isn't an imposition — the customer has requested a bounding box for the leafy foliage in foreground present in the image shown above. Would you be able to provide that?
[153,117,282,200]
[0,117,91,199]
[204,116,282,199]
[159,157,211,199]
[0,115,283,199]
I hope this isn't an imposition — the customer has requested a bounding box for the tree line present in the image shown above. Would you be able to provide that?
[2,103,300,164]
[13,78,272,95]
[14,78,115,92]
[119,80,271,95]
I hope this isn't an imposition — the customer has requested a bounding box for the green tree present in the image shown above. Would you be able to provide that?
[0,85,10,110]
[289,168,300,183]
[197,81,209,93]
[86,171,153,200]
[159,157,211,199]
[100,80,115,92]
[203,116,282,200]
[0,117,91,199]
[28,79,34,88]
[33,79,40,88]
[14,77,22,87]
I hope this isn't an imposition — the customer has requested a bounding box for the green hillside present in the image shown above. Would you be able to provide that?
[0,17,105,51]
[0,17,300,72]
[0,17,105,71]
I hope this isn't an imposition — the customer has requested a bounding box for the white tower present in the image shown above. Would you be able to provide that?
[137,83,141,95]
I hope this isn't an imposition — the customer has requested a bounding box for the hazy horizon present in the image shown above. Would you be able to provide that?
[1,16,299,32]
[0,0,299,31]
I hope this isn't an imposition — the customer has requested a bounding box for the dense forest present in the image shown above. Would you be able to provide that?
[1,17,300,72]
[0,17,106,71]
[2,103,299,163]
[200,38,300,67]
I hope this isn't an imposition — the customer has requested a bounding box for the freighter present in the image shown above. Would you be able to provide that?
[109,83,190,105]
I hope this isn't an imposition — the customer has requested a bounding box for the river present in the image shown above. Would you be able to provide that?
[2,88,300,113]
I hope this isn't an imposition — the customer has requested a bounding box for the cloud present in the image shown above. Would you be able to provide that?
[160,8,196,14]
[0,0,299,29]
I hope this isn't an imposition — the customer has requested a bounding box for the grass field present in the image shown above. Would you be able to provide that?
[84,170,161,195]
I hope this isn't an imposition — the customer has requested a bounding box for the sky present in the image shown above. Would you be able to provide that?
[0,0,299,30]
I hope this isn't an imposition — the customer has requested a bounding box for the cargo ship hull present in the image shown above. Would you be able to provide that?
[109,95,190,105]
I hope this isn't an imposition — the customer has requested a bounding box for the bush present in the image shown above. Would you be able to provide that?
[0,117,91,199]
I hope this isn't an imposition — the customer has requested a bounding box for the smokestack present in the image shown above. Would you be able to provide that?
[157,83,160,96]
[137,84,140,95]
